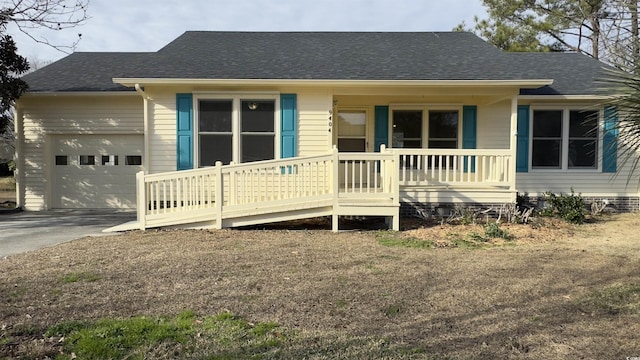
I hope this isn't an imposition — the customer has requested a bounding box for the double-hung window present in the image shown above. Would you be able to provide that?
[568,110,598,168]
[199,100,233,166]
[240,100,275,162]
[428,110,458,149]
[336,110,366,152]
[196,96,277,167]
[531,109,599,170]
[532,110,563,168]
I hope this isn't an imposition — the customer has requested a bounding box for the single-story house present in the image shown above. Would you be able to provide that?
[15,31,637,230]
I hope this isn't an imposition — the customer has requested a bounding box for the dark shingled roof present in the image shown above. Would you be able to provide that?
[22,31,611,95]
[22,52,153,92]
[512,52,612,95]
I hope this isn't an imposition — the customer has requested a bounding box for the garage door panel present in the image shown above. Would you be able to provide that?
[53,135,143,209]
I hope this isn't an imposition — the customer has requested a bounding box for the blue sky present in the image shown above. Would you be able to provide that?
[7,0,488,63]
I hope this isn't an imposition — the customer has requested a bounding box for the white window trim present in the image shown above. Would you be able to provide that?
[388,105,463,149]
[193,93,281,166]
[528,106,602,173]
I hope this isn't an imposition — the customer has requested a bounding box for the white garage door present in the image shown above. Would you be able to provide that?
[52,135,144,209]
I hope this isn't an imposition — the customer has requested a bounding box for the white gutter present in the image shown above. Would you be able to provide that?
[134,84,152,174]
[518,95,611,100]
[134,84,150,99]
[13,104,23,208]
[113,78,554,89]
[21,91,138,97]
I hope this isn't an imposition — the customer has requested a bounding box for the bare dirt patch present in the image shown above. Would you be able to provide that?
[1,213,640,359]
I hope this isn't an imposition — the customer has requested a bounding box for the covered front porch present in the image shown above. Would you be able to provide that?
[108,82,528,232]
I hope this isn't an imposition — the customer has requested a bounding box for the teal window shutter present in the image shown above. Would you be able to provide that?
[516,105,530,173]
[280,94,297,158]
[603,106,618,173]
[462,106,477,172]
[462,106,477,149]
[374,106,389,152]
[176,93,193,170]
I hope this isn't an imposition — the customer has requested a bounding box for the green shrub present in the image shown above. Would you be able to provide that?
[540,188,586,224]
[483,221,513,240]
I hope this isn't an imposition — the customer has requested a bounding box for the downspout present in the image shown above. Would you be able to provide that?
[13,104,24,209]
[134,84,151,174]
[509,94,518,202]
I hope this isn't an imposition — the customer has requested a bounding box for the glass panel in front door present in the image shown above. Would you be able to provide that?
[392,110,422,148]
[393,110,422,169]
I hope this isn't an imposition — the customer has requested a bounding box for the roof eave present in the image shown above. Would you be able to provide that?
[113,78,554,88]
[518,94,610,100]
[20,90,138,97]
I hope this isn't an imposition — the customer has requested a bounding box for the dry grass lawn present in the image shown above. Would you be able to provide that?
[1,213,640,359]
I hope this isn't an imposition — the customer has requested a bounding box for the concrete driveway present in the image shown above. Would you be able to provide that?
[0,210,136,258]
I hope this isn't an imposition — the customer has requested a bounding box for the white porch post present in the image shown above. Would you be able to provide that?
[214,161,223,229]
[331,145,339,232]
[509,95,518,202]
[387,145,400,231]
[136,171,147,230]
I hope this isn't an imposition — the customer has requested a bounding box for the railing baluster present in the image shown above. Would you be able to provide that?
[421,155,427,181]
[429,155,434,181]
[374,160,379,192]
[452,156,457,182]
[409,155,416,181]
[358,160,363,193]
[343,161,348,193]
[366,161,371,193]
[482,156,487,182]
[274,166,278,200]
[493,155,497,181]
[472,157,477,183]
[155,181,161,213]
[445,156,450,182]
[349,161,354,193]
[162,181,167,212]
[402,155,407,182]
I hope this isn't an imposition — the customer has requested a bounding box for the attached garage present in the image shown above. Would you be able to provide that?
[52,135,143,209]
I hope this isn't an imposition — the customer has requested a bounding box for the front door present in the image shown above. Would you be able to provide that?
[391,108,460,169]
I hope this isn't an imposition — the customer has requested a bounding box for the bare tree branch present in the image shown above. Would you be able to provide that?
[0,0,89,53]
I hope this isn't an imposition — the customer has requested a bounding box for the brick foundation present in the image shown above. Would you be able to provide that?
[400,195,639,219]
[523,195,640,213]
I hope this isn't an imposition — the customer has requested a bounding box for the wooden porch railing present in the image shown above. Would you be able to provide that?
[135,146,513,231]
[136,147,399,230]
[388,148,513,188]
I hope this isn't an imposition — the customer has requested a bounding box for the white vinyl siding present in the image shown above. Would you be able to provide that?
[296,89,332,156]
[476,101,511,149]
[148,91,180,174]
